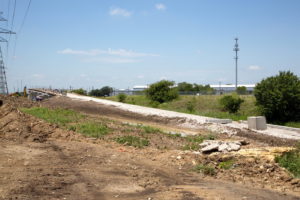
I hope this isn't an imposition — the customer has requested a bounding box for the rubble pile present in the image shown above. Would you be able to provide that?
[200,140,248,153]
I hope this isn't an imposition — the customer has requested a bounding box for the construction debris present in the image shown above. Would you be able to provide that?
[200,140,248,153]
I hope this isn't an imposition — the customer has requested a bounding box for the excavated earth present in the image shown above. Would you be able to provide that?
[0,95,300,200]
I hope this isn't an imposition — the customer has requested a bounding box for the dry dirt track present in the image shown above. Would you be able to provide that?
[2,139,300,200]
[1,96,300,200]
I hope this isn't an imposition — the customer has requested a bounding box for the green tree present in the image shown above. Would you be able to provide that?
[89,86,113,97]
[254,71,300,123]
[71,88,87,95]
[237,86,247,95]
[146,80,178,103]
[177,82,194,92]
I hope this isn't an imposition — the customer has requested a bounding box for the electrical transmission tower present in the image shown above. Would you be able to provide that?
[0,12,15,95]
[233,38,239,91]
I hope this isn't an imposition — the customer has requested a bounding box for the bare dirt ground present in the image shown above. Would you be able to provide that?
[1,95,300,200]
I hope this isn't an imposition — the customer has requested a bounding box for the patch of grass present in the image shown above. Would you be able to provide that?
[284,122,300,128]
[275,143,300,178]
[114,135,149,148]
[21,107,83,126]
[194,164,216,176]
[69,122,110,138]
[141,125,162,134]
[218,160,235,170]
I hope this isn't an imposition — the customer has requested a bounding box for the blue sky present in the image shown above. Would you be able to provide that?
[1,0,300,91]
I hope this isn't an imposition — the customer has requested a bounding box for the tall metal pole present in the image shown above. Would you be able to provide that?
[233,38,239,91]
[0,12,15,95]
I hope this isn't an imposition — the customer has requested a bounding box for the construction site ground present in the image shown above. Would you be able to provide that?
[1,95,300,200]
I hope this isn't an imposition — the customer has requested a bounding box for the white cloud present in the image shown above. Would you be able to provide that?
[109,7,132,17]
[155,3,166,11]
[248,65,261,70]
[58,48,158,58]
[83,57,139,64]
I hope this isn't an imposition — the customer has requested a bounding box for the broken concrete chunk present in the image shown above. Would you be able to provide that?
[199,140,246,153]
[201,143,220,152]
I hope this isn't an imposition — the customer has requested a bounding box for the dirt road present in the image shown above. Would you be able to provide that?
[1,96,300,200]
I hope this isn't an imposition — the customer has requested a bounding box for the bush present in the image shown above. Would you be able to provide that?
[117,93,127,102]
[89,86,113,97]
[71,88,87,95]
[254,71,300,123]
[186,97,196,113]
[237,86,247,95]
[219,94,244,113]
[146,80,178,103]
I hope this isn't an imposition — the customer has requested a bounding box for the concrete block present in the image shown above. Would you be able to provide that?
[248,116,267,130]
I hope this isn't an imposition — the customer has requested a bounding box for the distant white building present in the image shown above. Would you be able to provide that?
[210,84,255,94]
[133,85,148,91]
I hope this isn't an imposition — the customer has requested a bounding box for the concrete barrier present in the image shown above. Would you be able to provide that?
[248,116,267,130]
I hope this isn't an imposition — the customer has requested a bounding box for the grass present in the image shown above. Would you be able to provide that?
[284,122,300,128]
[21,107,83,126]
[114,135,149,148]
[218,160,235,170]
[105,95,260,121]
[275,143,300,178]
[140,125,162,134]
[69,122,110,138]
[194,164,216,176]
[183,134,215,151]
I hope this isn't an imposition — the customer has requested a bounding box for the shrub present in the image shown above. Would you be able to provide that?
[186,97,196,113]
[219,94,244,113]
[254,71,300,123]
[117,93,127,102]
[71,88,87,95]
[237,86,247,95]
[146,80,178,103]
[89,86,113,97]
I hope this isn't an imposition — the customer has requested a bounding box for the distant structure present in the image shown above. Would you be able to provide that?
[233,38,239,91]
[210,84,255,94]
[0,12,15,95]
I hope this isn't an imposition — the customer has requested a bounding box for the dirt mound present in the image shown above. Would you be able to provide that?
[0,96,77,143]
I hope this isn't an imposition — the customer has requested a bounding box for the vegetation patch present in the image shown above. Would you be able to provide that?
[194,164,216,176]
[115,135,149,148]
[69,122,110,138]
[218,159,235,170]
[21,107,83,126]
[275,143,300,178]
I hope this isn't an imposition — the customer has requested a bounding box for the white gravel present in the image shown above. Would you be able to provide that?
[67,93,300,140]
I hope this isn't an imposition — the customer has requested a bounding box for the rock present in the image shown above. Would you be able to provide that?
[201,143,219,153]
[218,143,230,152]
[228,143,240,151]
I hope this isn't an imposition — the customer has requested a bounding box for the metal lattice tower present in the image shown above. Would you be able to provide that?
[0,12,15,95]
[233,38,239,91]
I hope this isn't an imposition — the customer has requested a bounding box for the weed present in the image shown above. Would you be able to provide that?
[275,143,300,178]
[141,125,162,134]
[21,107,82,126]
[115,135,149,148]
[194,164,216,176]
[71,122,110,138]
[218,160,235,170]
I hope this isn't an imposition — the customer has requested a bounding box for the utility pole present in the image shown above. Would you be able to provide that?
[0,12,15,95]
[233,38,239,91]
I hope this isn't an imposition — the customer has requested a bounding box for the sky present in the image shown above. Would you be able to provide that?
[0,0,300,91]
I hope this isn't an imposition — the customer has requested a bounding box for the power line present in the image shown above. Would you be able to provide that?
[18,0,32,34]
